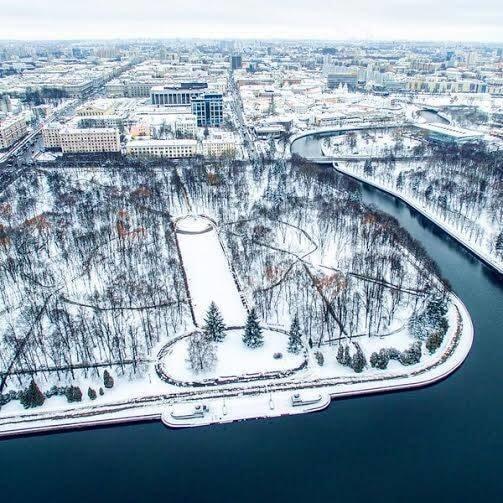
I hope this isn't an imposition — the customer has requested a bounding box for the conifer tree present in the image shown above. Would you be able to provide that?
[336,344,345,364]
[287,315,303,354]
[103,370,114,389]
[496,230,503,253]
[88,387,97,400]
[20,379,45,409]
[203,301,226,342]
[351,346,367,373]
[343,345,351,366]
[66,385,82,403]
[243,308,263,348]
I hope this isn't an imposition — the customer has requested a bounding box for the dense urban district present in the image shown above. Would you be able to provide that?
[2,38,500,432]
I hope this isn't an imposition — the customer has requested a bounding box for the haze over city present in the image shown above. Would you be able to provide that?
[2,0,502,42]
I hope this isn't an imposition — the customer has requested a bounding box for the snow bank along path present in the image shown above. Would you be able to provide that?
[175,215,248,326]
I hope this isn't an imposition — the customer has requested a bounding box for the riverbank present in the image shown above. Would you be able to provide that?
[333,162,503,276]
[0,292,472,437]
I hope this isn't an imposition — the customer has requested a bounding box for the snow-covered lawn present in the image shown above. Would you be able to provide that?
[324,129,422,158]
[176,215,247,327]
[161,328,305,382]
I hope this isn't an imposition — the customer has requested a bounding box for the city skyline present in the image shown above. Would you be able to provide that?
[1,0,502,43]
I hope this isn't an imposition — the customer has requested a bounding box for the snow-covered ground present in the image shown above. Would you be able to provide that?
[334,162,503,274]
[176,215,247,327]
[324,129,422,158]
[0,162,476,435]
[160,328,305,382]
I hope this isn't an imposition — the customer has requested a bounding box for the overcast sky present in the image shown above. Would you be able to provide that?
[1,0,502,43]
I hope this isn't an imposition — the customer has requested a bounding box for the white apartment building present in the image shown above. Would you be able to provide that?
[0,115,27,149]
[78,115,124,129]
[126,139,197,158]
[59,127,120,153]
[202,133,237,157]
[174,114,197,137]
[41,123,62,148]
[407,77,488,94]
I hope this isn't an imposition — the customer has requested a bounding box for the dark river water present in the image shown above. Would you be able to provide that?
[1,138,502,502]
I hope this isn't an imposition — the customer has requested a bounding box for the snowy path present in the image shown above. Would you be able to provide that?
[175,216,247,327]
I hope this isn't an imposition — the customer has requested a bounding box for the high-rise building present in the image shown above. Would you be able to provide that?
[325,66,359,90]
[191,93,223,127]
[230,54,242,71]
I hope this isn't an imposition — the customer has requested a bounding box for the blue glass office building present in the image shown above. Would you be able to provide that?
[191,93,223,127]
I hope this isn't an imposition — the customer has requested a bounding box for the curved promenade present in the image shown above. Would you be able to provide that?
[0,291,473,436]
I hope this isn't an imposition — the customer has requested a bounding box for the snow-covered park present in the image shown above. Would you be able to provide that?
[159,328,305,383]
[175,215,247,326]
[0,159,474,434]
[323,127,423,158]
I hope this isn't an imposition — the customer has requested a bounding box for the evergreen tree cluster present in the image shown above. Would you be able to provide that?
[409,298,448,341]
[370,348,391,369]
[370,343,424,370]
[243,309,263,348]
[337,343,367,373]
[0,390,21,408]
[369,347,401,369]
[426,318,448,354]
[399,341,422,366]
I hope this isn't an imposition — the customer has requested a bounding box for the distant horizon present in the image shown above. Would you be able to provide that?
[2,0,502,45]
[0,36,502,46]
